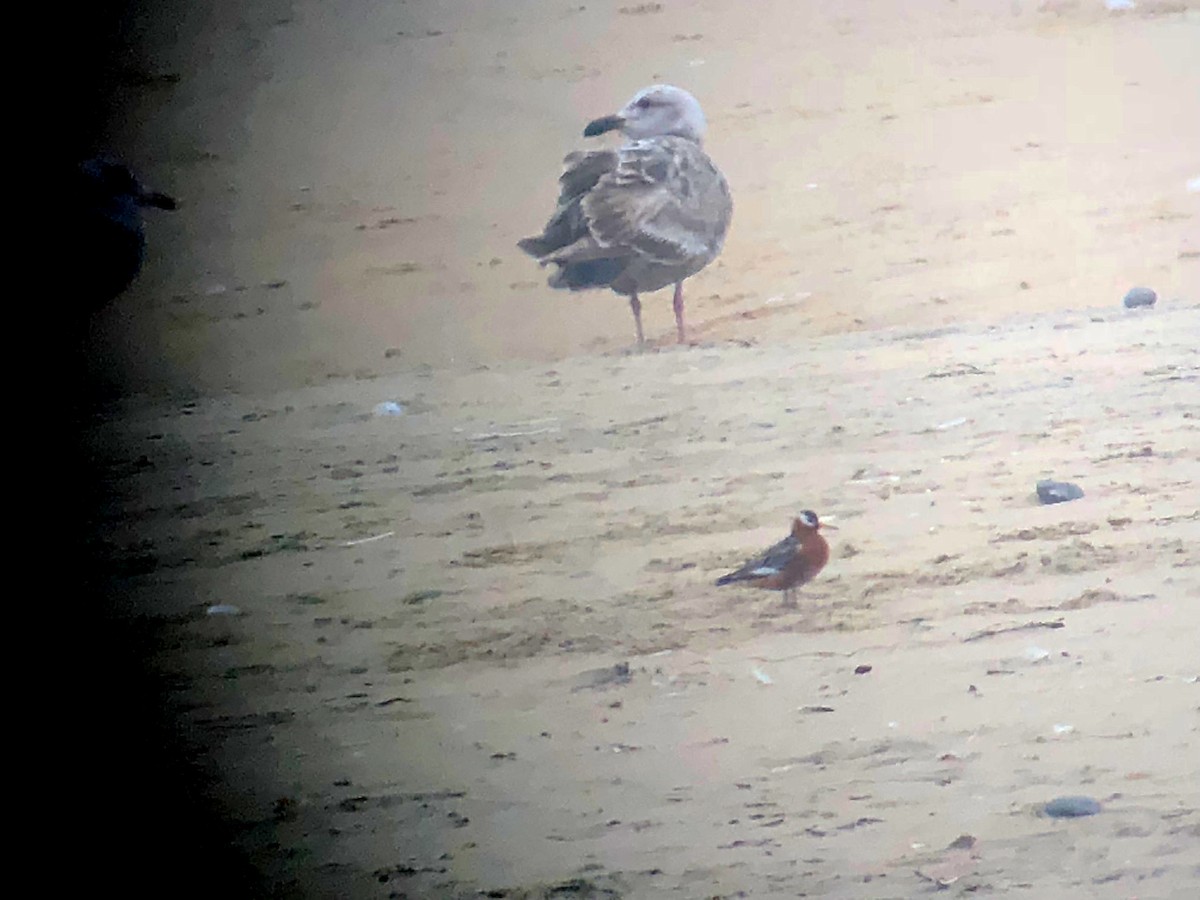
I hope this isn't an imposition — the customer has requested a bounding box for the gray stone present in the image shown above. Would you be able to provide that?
[1043,795,1102,818]
[1123,286,1157,308]
[1037,480,1084,504]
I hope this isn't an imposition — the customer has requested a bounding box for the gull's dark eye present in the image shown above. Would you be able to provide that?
[635,96,652,109]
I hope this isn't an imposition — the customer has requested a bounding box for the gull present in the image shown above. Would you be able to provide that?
[519,85,732,347]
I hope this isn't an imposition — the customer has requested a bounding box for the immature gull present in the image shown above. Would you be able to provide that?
[519,85,732,346]
[74,157,177,311]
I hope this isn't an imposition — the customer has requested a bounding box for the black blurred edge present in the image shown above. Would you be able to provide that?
[34,2,265,896]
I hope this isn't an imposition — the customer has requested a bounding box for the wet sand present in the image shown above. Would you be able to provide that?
[83,0,1199,896]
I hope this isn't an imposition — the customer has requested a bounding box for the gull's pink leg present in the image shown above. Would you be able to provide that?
[629,293,645,347]
[672,281,686,343]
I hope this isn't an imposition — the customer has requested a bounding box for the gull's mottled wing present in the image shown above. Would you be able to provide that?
[517,149,619,259]
[581,136,731,268]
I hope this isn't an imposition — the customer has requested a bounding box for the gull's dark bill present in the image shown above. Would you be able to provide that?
[583,114,624,137]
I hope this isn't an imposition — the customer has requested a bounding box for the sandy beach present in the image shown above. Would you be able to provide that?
[76,1,1198,896]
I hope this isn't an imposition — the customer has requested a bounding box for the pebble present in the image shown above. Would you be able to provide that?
[570,662,632,692]
[1037,479,1084,505]
[1024,645,1051,663]
[752,667,774,685]
[1043,795,1102,818]
[1123,286,1156,309]
[374,401,406,416]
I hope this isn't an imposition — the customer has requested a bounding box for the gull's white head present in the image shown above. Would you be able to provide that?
[583,84,707,143]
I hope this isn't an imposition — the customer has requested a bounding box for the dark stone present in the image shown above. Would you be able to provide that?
[1043,795,1102,818]
[1123,286,1156,308]
[1036,479,1084,504]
